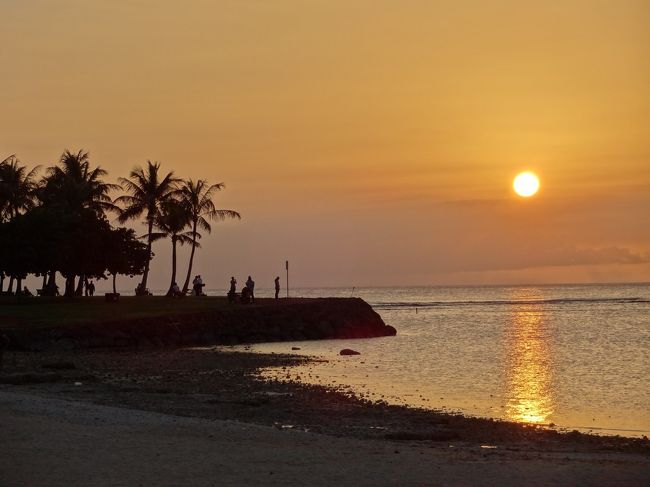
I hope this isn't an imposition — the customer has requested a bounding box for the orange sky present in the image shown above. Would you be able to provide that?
[2,0,649,288]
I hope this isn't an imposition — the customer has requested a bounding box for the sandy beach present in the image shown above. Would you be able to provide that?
[1,348,648,486]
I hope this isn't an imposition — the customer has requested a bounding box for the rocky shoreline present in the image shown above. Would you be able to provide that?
[1,347,648,455]
[4,298,396,351]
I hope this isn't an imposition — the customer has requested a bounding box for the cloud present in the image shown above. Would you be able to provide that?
[453,245,650,273]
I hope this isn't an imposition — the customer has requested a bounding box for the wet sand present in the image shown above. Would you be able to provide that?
[1,348,649,486]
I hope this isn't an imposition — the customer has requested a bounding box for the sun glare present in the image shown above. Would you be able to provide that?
[513,172,540,197]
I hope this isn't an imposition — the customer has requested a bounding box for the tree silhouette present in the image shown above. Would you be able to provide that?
[177,179,241,294]
[154,199,196,297]
[40,150,118,215]
[40,150,118,295]
[0,155,40,293]
[116,161,180,295]
[0,155,39,222]
[104,227,149,294]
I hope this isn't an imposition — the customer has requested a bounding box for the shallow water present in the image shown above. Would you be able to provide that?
[236,284,650,437]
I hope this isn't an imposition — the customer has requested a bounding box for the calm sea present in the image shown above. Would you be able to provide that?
[233,284,650,438]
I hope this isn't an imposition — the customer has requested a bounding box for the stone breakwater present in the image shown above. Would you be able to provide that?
[6,298,396,351]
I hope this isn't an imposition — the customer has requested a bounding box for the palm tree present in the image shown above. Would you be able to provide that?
[177,179,241,294]
[0,155,40,222]
[0,156,39,295]
[154,199,196,296]
[40,150,118,296]
[115,161,180,294]
[40,150,118,215]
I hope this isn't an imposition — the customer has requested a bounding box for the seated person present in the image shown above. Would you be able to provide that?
[136,283,152,296]
[170,282,183,298]
[240,286,251,304]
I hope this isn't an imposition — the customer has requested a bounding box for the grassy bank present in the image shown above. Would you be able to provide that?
[0,296,286,331]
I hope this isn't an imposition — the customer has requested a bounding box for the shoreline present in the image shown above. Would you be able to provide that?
[1,347,648,451]
[248,343,650,439]
[3,389,649,487]
[2,347,649,485]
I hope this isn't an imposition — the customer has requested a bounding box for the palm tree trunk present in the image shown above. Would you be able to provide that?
[64,275,75,297]
[75,275,85,296]
[8,276,15,295]
[181,220,198,294]
[113,273,117,294]
[140,218,154,293]
[167,236,178,296]
[0,273,4,293]
[16,277,23,295]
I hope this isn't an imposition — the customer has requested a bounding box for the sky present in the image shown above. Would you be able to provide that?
[2,0,649,290]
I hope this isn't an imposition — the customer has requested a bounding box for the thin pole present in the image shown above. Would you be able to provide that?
[286,260,289,299]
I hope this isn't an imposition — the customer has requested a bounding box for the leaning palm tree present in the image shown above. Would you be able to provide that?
[177,179,241,294]
[154,199,197,296]
[0,155,40,222]
[115,161,180,294]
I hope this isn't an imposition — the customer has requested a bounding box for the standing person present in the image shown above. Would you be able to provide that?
[274,276,280,299]
[88,281,95,296]
[196,275,204,296]
[192,275,199,295]
[246,276,255,303]
[228,277,237,303]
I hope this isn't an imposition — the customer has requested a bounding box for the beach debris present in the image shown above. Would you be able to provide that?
[291,347,301,350]
[480,445,498,449]
[340,349,360,356]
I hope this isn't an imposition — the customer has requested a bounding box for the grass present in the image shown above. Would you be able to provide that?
[0,295,246,331]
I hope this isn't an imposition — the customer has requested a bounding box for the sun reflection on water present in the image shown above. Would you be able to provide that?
[505,289,555,425]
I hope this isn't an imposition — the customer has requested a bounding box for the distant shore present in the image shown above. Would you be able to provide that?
[1,347,649,486]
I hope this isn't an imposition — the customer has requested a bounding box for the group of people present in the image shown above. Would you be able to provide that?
[227,275,281,304]
[168,275,206,298]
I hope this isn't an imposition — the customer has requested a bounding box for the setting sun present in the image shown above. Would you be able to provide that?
[513,172,540,197]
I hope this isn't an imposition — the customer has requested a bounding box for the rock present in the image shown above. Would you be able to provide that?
[385,325,397,336]
[291,347,301,350]
[340,349,361,356]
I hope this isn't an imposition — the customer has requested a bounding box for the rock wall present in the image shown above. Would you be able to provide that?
[6,298,396,351]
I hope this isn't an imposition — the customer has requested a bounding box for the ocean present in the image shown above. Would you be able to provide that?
[233,284,650,438]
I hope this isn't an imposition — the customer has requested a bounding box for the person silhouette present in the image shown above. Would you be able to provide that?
[246,276,255,303]
[228,277,237,303]
[274,276,280,299]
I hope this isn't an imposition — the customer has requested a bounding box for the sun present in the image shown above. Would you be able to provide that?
[513,171,540,197]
